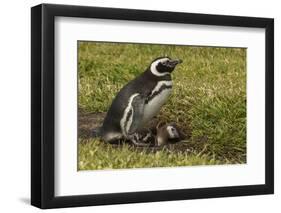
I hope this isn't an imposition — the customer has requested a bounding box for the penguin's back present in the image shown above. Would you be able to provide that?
[101,72,154,133]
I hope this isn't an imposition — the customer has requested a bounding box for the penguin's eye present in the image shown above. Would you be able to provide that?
[162,60,169,66]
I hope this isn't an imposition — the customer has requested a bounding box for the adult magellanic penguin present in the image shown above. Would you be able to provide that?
[95,57,182,145]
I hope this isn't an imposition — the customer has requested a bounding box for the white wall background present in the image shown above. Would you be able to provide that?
[0,0,279,212]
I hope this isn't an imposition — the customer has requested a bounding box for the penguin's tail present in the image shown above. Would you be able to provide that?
[91,127,102,138]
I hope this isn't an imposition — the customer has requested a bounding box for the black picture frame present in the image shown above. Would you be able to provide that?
[31,3,274,209]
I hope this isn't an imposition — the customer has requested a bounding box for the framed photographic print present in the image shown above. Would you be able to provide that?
[31,3,274,209]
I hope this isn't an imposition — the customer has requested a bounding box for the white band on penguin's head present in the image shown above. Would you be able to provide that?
[150,58,171,76]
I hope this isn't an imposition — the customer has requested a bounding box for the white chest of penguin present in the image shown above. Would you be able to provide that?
[142,80,172,124]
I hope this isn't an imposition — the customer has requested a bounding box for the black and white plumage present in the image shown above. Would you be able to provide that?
[97,57,182,145]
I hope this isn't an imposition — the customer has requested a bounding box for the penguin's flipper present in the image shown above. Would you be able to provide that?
[127,94,145,135]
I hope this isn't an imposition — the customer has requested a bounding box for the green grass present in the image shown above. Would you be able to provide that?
[78,41,246,170]
[79,140,221,170]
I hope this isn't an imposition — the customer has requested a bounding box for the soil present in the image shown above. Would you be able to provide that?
[78,112,106,139]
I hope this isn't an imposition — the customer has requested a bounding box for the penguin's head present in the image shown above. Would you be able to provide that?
[156,122,186,146]
[166,125,180,139]
[150,57,183,76]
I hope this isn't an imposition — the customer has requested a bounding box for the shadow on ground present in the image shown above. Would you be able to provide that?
[19,197,30,205]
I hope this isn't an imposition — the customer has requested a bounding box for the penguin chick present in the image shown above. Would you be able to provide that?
[98,57,183,145]
[156,122,185,146]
